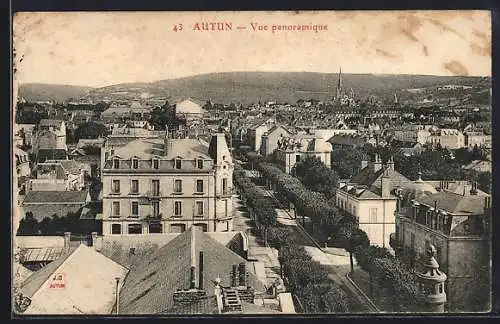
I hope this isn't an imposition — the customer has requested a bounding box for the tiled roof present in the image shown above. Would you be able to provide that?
[21,244,128,315]
[36,149,68,163]
[119,228,264,315]
[20,247,76,297]
[23,190,89,204]
[21,246,74,263]
[350,165,410,191]
[39,119,64,128]
[417,191,488,215]
[113,138,211,160]
[327,134,366,146]
[161,296,219,314]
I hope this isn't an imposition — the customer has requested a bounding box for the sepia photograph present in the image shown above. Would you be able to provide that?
[11,10,492,315]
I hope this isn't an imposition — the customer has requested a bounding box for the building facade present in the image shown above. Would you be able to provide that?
[393,183,491,312]
[335,155,411,248]
[101,133,234,236]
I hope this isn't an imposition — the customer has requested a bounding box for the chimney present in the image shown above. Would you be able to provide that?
[238,262,247,287]
[470,181,478,195]
[190,228,197,289]
[64,232,71,247]
[198,251,204,290]
[115,277,120,315]
[231,264,238,287]
[387,156,394,171]
[373,154,383,173]
[381,173,392,198]
[91,232,98,249]
[163,126,171,156]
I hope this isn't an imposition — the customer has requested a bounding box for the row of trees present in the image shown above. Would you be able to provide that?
[331,144,491,193]
[292,156,339,199]
[17,210,101,236]
[233,164,350,313]
[246,152,424,311]
[233,165,277,243]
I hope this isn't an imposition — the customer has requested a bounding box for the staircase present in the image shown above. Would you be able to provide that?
[223,288,242,312]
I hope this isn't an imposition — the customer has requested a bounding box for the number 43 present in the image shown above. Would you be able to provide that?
[173,24,183,32]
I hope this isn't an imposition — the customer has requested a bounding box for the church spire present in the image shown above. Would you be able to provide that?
[335,66,343,102]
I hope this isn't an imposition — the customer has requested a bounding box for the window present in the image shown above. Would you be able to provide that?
[152,158,159,169]
[149,223,163,234]
[196,180,204,193]
[131,202,139,216]
[152,180,160,196]
[197,159,204,169]
[152,201,160,217]
[112,180,120,193]
[174,179,182,193]
[439,284,443,293]
[113,158,120,169]
[128,224,142,234]
[369,208,378,223]
[112,201,120,217]
[131,180,139,194]
[195,201,204,216]
[175,159,182,169]
[353,205,356,216]
[111,224,121,234]
[132,158,139,169]
[222,178,228,194]
[174,201,182,216]
[296,155,301,162]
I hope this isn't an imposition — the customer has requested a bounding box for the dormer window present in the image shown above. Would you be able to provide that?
[132,158,139,169]
[175,158,182,170]
[152,158,159,169]
[113,158,120,169]
[197,159,204,169]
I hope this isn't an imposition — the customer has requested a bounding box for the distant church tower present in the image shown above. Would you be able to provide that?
[334,66,343,103]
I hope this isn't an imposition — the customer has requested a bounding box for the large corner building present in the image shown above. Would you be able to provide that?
[101,133,234,235]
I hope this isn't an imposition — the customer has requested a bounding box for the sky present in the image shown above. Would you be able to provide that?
[12,10,491,88]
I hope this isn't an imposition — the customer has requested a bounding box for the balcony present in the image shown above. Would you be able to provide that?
[144,191,162,200]
[217,188,235,198]
[143,213,163,221]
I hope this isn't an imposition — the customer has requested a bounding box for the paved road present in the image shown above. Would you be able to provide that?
[256,185,378,313]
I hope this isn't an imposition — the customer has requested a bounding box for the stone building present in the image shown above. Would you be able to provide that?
[100,133,234,236]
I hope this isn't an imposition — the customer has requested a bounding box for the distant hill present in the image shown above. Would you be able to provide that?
[18,83,94,102]
[20,72,489,105]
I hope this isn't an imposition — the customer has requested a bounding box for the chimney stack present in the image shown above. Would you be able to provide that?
[198,252,204,290]
[238,262,247,287]
[231,265,238,287]
[64,232,71,247]
[115,277,120,315]
[373,154,383,173]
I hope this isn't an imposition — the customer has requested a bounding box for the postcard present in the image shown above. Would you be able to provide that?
[12,10,492,315]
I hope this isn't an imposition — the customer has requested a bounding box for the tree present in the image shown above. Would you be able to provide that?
[354,245,393,295]
[293,156,339,198]
[17,212,38,236]
[74,122,108,141]
[341,227,370,274]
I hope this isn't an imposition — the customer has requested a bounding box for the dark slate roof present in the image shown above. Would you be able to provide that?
[23,190,89,204]
[36,149,68,163]
[417,191,488,215]
[20,248,76,297]
[350,165,410,191]
[39,119,64,128]
[119,227,265,315]
[327,134,366,146]
[161,296,218,315]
